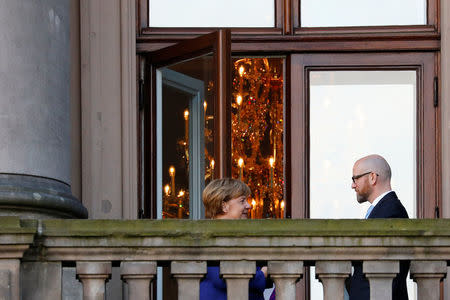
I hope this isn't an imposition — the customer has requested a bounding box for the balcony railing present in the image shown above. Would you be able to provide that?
[1,217,449,300]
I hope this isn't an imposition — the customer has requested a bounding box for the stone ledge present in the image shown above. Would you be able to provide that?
[36,218,450,237]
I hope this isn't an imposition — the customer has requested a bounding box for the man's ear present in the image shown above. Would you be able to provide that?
[369,172,378,185]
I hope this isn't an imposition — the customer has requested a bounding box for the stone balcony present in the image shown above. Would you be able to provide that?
[1,217,449,300]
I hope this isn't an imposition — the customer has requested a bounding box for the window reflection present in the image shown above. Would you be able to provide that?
[309,70,417,300]
[232,57,285,219]
[150,0,275,28]
[159,55,215,219]
[301,0,426,27]
[161,83,191,218]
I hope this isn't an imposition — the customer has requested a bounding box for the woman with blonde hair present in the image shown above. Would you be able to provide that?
[200,178,271,300]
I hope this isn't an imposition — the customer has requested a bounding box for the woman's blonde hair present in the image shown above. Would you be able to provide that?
[203,178,251,219]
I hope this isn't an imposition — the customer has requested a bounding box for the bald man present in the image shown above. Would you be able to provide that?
[348,154,409,300]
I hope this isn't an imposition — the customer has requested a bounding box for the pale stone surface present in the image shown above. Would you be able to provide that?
[410,261,446,300]
[0,269,11,300]
[121,261,156,300]
[171,261,206,300]
[0,260,20,300]
[221,261,255,300]
[76,262,111,300]
[0,0,71,184]
[268,261,303,300]
[3,219,450,298]
[315,261,351,300]
[80,0,137,219]
[363,261,399,300]
[21,262,62,300]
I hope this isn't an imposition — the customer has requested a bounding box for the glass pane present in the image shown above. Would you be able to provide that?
[149,0,274,28]
[309,70,417,300]
[301,0,426,27]
[157,55,215,219]
[231,57,285,219]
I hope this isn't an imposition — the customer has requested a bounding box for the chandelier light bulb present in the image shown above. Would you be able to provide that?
[169,166,175,176]
[236,95,242,106]
[269,157,275,168]
[239,66,245,76]
[164,184,170,196]
[238,158,244,168]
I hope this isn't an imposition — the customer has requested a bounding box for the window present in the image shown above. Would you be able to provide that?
[301,0,427,27]
[149,0,275,28]
[289,53,437,219]
[232,57,285,219]
[309,70,417,219]
[143,31,231,220]
[138,1,441,297]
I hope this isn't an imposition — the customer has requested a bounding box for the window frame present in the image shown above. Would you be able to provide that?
[289,52,439,219]
[137,0,440,53]
[138,1,442,221]
[142,30,231,218]
[138,3,441,299]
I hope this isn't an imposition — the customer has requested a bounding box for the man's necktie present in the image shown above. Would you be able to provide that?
[365,205,374,219]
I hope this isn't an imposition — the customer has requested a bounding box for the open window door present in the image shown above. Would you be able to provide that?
[142,29,231,300]
[143,30,231,221]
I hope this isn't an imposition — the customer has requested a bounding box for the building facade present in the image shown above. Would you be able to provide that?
[1,0,450,299]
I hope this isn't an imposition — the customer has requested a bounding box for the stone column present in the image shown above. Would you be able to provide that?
[220,261,255,300]
[120,261,156,300]
[315,261,351,300]
[171,261,207,300]
[363,261,399,300]
[267,261,303,300]
[0,0,87,218]
[76,261,111,300]
[410,261,447,300]
[0,0,87,219]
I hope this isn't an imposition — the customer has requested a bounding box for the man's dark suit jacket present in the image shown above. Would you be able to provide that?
[348,191,409,300]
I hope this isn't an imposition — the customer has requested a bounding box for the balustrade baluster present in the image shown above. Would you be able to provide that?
[0,260,20,300]
[363,260,398,300]
[120,261,157,300]
[267,261,303,300]
[171,261,207,300]
[410,260,447,300]
[220,261,255,300]
[76,261,111,300]
[315,261,351,300]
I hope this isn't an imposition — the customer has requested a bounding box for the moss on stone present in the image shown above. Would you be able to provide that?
[36,218,450,239]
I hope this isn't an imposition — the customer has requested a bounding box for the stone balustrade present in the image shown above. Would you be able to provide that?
[1,217,449,299]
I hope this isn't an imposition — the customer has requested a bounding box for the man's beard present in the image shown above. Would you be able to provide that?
[357,193,368,203]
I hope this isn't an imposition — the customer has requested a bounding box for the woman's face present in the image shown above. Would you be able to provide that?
[219,196,251,219]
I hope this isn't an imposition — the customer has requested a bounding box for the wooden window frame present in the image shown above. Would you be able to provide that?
[137,0,440,53]
[141,30,231,219]
[137,3,441,300]
[289,52,439,219]
[137,0,441,220]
